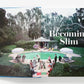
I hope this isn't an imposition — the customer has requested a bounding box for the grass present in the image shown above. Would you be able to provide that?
[2,45,16,50]
[67,47,84,66]
[25,49,36,51]
[53,49,59,51]
[0,53,13,66]
[0,45,17,53]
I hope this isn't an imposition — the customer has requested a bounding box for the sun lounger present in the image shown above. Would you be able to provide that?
[61,57,74,63]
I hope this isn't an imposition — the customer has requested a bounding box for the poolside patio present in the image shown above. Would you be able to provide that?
[8,48,81,77]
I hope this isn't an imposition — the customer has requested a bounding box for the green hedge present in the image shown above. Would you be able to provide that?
[1,45,16,53]
[12,63,32,77]
[15,40,35,49]
[49,62,84,76]
[1,48,11,53]
[49,63,64,76]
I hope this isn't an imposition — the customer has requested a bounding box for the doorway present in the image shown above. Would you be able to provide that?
[40,42,44,48]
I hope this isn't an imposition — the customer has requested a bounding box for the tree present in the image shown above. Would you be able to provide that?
[0,8,8,28]
[76,8,84,26]
[0,8,9,47]
[27,8,42,39]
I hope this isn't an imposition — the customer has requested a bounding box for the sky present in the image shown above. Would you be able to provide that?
[2,7,76,17]
[0,0,83,17]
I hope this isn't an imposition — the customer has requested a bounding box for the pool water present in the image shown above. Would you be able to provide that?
[20,52,65,60]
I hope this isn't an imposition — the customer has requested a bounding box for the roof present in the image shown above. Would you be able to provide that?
[33,37,50,42]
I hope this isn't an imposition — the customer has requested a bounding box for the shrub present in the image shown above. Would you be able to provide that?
[1,45,16,53]
[49,63,64,76]
[13,63,21,72]
[54,36,65,49]
[63,63,70,72]
[11,63,32,77]
[0,50,3,57]
[15,40,35,49]
[54,36,65,43]
[49,42,55,48]
[22,64,32,77]
[66,65,84,76]
[58,43,65,49]
[1,48,11,53]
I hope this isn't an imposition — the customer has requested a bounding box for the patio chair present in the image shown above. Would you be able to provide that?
[64,57,70,62]
[52,48,54,51]
[48,48,51,51]
[62,57,74,63]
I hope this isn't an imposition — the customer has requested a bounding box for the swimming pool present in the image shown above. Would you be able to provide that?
[20,52,65,60]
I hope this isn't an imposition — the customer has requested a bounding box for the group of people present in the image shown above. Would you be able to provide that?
[30,54,63,75]
[48,54,62,64]
[29,55,46,70]
[47,54,62,74]
[14,54,62,75]
[15,55,26,63]
[29,55,43,74]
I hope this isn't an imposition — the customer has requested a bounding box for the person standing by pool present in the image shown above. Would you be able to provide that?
[54,54,57,63]
[37,55,40,62]
[42,61,46,69]
[48,56,51,63]
[22,55,26,62]
[33,57,37,67]
[38,60,42,69]
[30,60,33,69]
[59,56,62,62]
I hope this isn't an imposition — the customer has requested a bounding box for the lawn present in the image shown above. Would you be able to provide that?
[0,53,13,66]
[67,47,84,66]
[2,45,16,50]
[0,45,17,53]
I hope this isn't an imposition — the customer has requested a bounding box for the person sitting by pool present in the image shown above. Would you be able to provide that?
[48,56,51,63]
[30,60,33,69]
[15,55,21,63]
[59,56,62,62]
[22,55,26,62]
[33,57,37,67]
[54,54,57,63]
[48,60,53,68]
[37,55,40,62]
